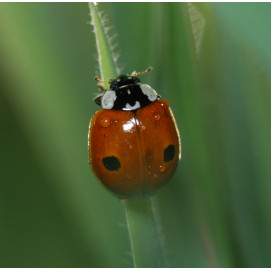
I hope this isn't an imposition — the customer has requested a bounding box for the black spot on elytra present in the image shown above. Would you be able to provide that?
[102,156,121,171]
[164,145,175,162]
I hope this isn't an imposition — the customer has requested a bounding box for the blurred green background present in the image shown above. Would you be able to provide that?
[1,2,271,267]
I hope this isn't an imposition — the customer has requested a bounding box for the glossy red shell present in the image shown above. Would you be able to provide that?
[88,99,181,199]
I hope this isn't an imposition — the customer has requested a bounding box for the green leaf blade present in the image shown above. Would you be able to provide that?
[89,3,117,81]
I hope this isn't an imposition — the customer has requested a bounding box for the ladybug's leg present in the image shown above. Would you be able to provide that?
[97,83,105,92]
[131,67,153,77]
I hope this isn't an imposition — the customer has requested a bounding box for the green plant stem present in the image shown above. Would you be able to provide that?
[124,197,169,267]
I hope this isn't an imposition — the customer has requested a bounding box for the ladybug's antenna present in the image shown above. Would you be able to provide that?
[131,67,153,77]
[94,77,114,82]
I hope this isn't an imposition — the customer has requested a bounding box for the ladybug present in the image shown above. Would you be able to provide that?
[88,67,181,199]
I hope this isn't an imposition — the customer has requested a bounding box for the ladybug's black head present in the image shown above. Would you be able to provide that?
[110,75,140,91]
[94,67,156,110]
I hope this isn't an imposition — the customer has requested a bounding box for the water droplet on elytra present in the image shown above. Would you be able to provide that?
[100,116,111,128]
[153,113,160,121]
[140,125,146,131]
[159,165,165,172]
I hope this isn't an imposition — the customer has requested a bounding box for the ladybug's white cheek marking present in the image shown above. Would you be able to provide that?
[140,84,158,102]
[101,91,116,109]
[123,101,141,110]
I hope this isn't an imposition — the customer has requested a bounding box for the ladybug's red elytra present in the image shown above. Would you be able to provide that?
[88,67,181,199]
